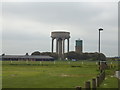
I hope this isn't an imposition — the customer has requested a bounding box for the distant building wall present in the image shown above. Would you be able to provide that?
[75,39,83,54]
[1,55,54,61]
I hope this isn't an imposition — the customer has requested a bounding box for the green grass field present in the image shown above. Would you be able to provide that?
[2,60,119,88]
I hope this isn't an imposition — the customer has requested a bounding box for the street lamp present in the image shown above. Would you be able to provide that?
[98,28,103,53]
[98,28,103,72]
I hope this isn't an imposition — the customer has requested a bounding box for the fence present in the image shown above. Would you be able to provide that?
[76,71,105,90]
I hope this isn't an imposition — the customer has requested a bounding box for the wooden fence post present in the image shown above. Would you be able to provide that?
[101,72,103,82]
[100,73,102,84]
[85,81,91,90]
[103,71,105,80]
[76,86,82,90]
[92,78,96,89]
[100,71,105,83]
[99,74,101,85]
[96,76,100,87]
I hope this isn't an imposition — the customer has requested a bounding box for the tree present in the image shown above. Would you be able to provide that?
[2,53,5,56]
[31,51,58,59]
[31,51,41,55]
[65,51,80,60]
[25,53,29,56]
[41,52,58,60]
[65,51,106,61]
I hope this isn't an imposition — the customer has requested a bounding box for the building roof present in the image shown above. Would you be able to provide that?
[1,55,54,59]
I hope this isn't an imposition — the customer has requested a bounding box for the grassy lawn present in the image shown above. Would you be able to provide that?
[99,75,118,88]
[2,60,119,88]
[2,60,99,88]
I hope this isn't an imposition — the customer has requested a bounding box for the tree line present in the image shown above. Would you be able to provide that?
[31,51,106,61]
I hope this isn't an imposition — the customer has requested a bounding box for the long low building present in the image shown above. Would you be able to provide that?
[0,55,54,61]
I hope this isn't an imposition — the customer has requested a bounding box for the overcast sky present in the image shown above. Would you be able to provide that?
[1,1,118,57]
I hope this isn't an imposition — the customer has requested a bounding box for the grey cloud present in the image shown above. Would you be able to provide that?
[2,2,118,56]
[3,2,116,25]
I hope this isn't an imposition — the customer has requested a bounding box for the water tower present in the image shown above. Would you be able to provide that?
[51,31,70,59]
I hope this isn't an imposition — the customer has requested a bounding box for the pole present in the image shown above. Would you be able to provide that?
[98,30,100,66]
[99,30,100,53]
[98,28,103,71]
[98,28,103,53]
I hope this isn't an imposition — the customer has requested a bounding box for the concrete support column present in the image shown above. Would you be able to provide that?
[67,38,69,52]
[59,39,62,57]
[56,38,59,54]
[52,38,54,53]
[62,39,65,54]
[62,38,65,59]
